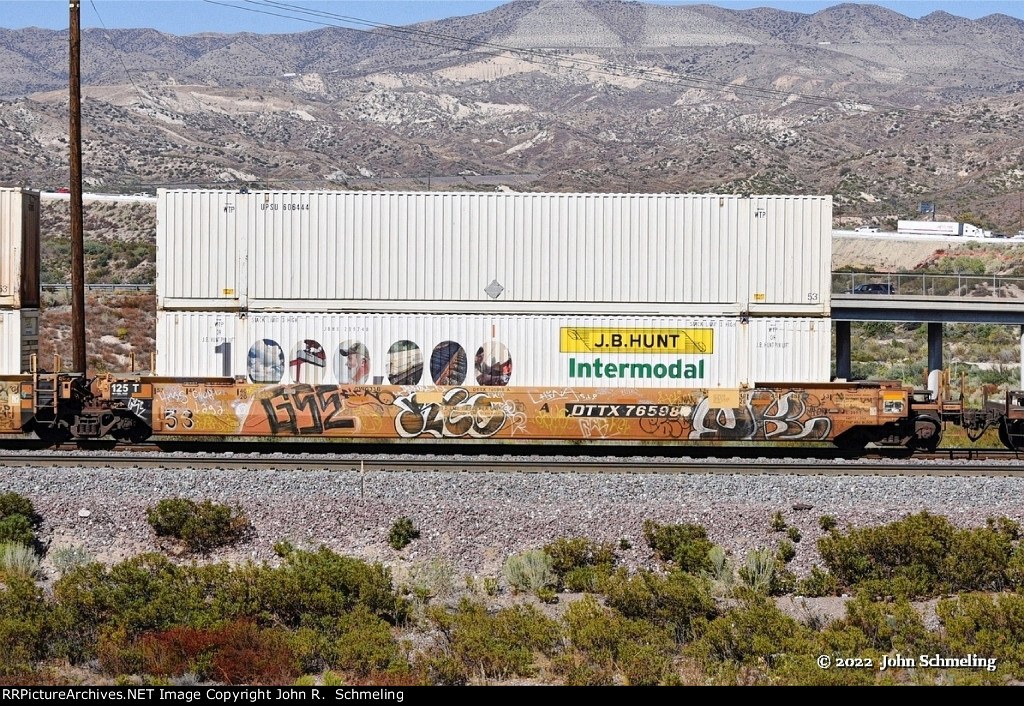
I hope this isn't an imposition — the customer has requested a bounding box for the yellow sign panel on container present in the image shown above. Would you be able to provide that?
[560,327,713,354]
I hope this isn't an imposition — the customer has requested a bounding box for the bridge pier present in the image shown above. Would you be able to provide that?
[835,321,851,380]
[928,322,943,399]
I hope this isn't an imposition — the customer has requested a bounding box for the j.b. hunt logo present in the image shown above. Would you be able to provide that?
[560,327,713,354]
[569,358,705,380]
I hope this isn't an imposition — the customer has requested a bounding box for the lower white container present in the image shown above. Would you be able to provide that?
[156,311,830,389]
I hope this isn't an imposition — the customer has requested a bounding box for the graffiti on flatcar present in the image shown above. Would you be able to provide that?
[393,388,507,439]
[688,390,832,441]
[138,382,895,443]
[257,385,356,435]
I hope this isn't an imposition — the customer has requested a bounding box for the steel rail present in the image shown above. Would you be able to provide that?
[2,451,1021,476]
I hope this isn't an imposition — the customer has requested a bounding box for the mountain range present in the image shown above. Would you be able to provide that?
[2,0,1024,229]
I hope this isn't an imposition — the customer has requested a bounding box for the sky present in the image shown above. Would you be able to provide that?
[0,0,1022,35]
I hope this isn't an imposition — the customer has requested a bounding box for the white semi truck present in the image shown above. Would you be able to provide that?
[897,220,992,238]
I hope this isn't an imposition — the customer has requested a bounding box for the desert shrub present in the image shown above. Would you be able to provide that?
[787,526,802,543]
[388,517,419,550]
[777,540,796,564]
[770,511,787,531]
[543,537,616,592]
[700,546,736,597]
[688,589,817,683]
[642,520,713,574]
[405,558,455,603]
[818,512,1019,597]
[218,543,408,627]
[819,515,838,532]
[146,498,250,553]
[117,619,298,684]
[0,515,35,547]
[798,567,839,597]
[0,573,52,676]
[0,542,41,578]
[426,599,559,682]
[830,593,931,655]
[738,548,775,593]
[559,595,673,686]
[0,493,41,528]
[53,554,228,661]
[288,607,409,677]
[51,545,94,577]
[937,593,1024,680]
[503,550,555,595]
[602,567,716,643]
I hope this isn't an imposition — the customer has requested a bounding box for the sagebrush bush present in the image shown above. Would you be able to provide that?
[146,498,249,553]
[51,545,93,577]
[388,517,419,550]
[738,548,776,593]
[0,542,41,578]
[503,550,555,594]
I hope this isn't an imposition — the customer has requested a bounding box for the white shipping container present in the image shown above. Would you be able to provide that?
[0,309,38,374]
[0,188,40,309]
[157,190,831,316]
[156,311,830,388]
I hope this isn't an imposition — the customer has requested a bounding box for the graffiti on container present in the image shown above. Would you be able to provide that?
[688,390,831,441]
[259,384,356,435]
[393,388,507,439]
[0,403,12,430]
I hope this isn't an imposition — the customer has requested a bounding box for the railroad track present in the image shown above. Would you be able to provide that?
[2,447,1021,475]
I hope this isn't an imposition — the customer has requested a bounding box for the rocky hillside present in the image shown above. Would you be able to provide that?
[2,2,1024,229]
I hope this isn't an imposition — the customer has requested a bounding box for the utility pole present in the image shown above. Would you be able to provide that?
[69,0,86,373]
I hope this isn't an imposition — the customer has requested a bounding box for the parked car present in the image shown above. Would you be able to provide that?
[854,225,880,233]
[849,283,895,294]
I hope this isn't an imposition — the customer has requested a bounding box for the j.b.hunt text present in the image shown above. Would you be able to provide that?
[568,358,705,380]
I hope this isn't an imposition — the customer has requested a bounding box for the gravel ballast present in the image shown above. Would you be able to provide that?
[5,463,1024,581]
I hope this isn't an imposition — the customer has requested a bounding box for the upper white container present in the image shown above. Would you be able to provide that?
[157,190,831,316]
[0,188,40,309]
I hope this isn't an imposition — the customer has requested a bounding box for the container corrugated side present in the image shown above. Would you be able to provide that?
[157,190,242,309]
[156,311,830,388]
[0,189,40,309]
[0,309,38,374]
[746,195,831,316]
[157,190,830,315]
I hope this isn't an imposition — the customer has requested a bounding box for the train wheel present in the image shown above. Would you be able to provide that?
[908,416,941,452]
[998,420,1024,452]
[110,413,152,444]
[833,427,870,451]
[33,419,72,446]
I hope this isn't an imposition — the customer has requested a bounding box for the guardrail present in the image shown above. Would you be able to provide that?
[832,272,1024,299]
[42,284,154,293]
